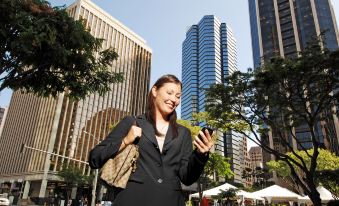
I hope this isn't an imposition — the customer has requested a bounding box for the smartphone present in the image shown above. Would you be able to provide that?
[198,127,213,141]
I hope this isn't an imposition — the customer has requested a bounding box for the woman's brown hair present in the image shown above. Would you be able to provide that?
[146,74,182,138]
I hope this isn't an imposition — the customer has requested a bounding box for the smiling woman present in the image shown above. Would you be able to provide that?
[89,74,214,206]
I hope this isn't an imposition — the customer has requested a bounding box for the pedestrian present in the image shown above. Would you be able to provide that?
[89,74,214,206]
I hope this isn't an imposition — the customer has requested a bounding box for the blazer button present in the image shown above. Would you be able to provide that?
[156,162,161,167]
[157,178,163,184]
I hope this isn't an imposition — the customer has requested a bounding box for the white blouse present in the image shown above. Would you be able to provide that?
[156,124,169,152]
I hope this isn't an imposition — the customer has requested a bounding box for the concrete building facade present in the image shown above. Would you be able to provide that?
[0,0,151,202]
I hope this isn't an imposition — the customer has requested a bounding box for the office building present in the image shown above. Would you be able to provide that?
[248,0,339,164]
[242,138,252,187]
[0,0,151,202]
[181,15,246,184]
[248,146,263,185]
[249,146,263,170]
[249,0,339,69]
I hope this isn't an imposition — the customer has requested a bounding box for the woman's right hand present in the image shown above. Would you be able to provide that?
[123,121,142,145]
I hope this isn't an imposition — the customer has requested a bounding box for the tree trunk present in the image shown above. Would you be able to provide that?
[309,191,322,206]
[197,179,202,203]
[305,179,322,206]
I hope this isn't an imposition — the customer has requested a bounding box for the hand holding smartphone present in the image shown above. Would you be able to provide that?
[194,127,215,154]
[198,127,213,142]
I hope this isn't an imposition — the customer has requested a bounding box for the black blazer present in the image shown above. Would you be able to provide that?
[89,115,208,206]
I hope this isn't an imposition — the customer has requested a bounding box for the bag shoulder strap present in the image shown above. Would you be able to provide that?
[131,115,140,145]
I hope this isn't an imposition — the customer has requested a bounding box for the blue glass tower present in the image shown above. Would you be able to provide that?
[182,15,237,120]
[249,0,339,69]
[181,15,244,183]
[248,0,339,161]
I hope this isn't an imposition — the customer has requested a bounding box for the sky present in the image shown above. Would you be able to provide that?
[1,0,339,147]
[1,0,339,107]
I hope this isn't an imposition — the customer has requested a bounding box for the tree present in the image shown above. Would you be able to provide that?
[58,164,84,187]
[204,37,339,206]
[197,153,234,202]
[177,119,233,203]
[316,169,339,200]
[267,149,339,198]
[57,163,94,200]
[213,188,238,206]
[176,119,201,138]
[1,0,123,100]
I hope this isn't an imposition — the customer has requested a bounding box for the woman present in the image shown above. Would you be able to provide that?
[89,74,214,206]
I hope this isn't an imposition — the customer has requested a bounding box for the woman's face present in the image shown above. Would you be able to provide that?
[152,82,181,117]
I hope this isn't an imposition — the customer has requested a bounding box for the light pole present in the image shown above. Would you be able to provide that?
[20,144,89,205]
[20,144,89,165]
[83,131,101,206]
[20,131,100,206]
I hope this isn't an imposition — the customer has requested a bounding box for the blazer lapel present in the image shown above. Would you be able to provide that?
[137,115,158,146]
[163,123,174,149]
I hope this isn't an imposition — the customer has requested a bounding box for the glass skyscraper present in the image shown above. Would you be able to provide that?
[249,0,339,69]
[181,15,245,183]
[248,0,339,162]
[182,15,237,120]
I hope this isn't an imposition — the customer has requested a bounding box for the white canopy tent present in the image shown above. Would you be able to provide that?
[251,185,303,203]
[317,186,334,203]
[300,186,334,204]
[236,190,264,201]
[189,183,264,201]
[189,183,335,205]
[189,183,237,199]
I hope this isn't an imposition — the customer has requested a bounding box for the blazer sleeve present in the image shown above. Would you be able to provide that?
[88,116,134,169]
[178,128,209,186]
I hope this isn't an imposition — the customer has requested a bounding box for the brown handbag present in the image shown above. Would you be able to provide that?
[100,142,139,188]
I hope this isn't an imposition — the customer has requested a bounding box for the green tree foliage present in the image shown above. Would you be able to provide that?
[57,164,91,187]
[0,0,123,99]
[196,153,234,203]
[267,149,339,198]
[57,163,94,200]
[177,119,201,138]
[316,170,339,200]
[192,112,250,134]
[204,37,339,206]
[212,188,238,206]
[205,153,234,180]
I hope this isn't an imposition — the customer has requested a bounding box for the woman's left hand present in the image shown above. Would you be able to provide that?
[193,129,214,154]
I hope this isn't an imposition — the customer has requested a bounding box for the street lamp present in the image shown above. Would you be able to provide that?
[83,131,101,206]
[20,144,89,205]
[20,130,101,206]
